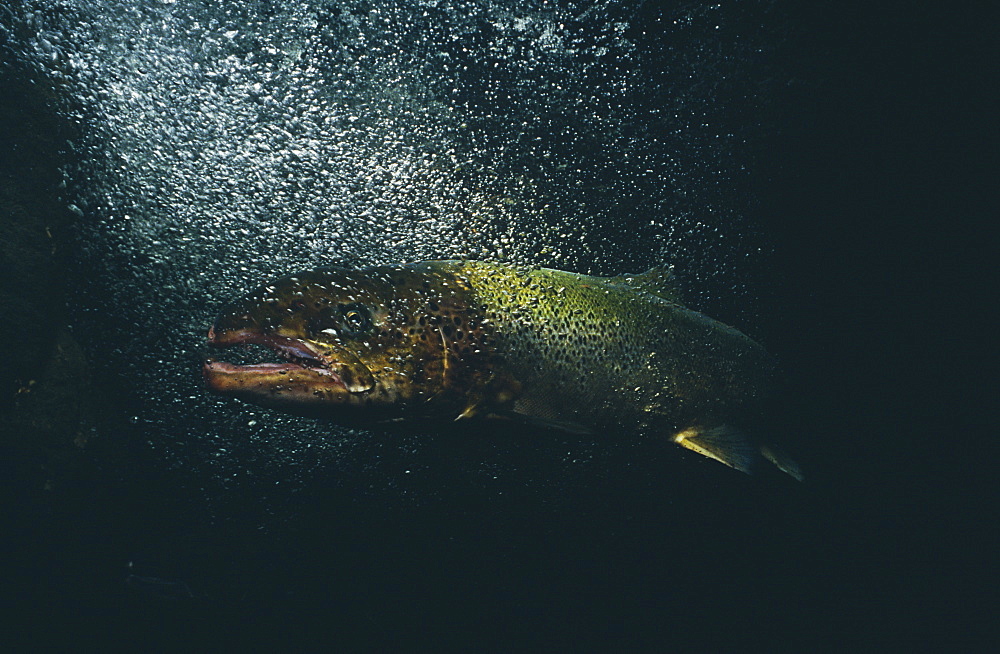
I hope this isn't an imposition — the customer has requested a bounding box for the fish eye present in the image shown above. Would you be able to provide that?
[338,302,372,338]
[344,309,364,328]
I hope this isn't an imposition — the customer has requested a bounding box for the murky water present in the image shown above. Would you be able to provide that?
[5,0,780,510]
[2,1,855,648]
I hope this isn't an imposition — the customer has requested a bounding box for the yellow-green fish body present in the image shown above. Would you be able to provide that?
[204,260,800,479]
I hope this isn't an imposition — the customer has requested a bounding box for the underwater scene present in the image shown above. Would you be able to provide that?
[2,0,979,650]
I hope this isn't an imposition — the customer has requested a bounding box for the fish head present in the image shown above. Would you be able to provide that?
[205,266,410,417]
[203,263,491,421]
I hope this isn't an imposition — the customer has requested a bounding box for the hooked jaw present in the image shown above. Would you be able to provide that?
[203,325,374,409]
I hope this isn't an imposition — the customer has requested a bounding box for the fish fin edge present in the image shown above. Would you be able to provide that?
[610,266,684,304]
[493,409,595,435]
[672,425,803,481]
[760,444,805,482]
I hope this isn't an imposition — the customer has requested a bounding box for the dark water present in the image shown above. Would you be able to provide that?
[1,1,987,650]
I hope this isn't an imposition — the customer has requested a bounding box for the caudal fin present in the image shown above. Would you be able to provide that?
[672,425,803,481]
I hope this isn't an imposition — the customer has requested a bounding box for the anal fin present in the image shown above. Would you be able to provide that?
[672,425,803,481]
[760,444,805,482]
[673,425,758,475]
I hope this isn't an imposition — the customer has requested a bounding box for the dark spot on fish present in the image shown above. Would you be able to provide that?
[307,306,339,337]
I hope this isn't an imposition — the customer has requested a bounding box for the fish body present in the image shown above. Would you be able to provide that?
[204,260,800,479]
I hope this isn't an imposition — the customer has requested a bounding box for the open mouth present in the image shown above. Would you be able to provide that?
[203,326,348,390]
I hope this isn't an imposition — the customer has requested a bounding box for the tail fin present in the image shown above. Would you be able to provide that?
[672,425,803,481]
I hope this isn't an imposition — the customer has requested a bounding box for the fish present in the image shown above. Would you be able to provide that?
[203,260,801,480]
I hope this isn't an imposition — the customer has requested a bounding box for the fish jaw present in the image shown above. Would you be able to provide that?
[203,326,375,411]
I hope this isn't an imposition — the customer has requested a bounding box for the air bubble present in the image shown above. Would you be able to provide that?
[11,0,773,513]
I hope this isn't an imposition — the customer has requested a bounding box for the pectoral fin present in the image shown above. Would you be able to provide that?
[672,425,803,481]
[492,409,595,435]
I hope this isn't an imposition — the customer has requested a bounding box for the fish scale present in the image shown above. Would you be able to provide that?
[452,261,765,435]
[204,260,801,480]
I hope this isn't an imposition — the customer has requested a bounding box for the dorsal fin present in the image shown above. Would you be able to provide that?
[609,266,683,304]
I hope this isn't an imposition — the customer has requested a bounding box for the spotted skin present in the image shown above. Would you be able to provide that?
[445,261,772,435]
[204,260,792,477]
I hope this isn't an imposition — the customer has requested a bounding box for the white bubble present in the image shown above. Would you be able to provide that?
[14,0,771,511]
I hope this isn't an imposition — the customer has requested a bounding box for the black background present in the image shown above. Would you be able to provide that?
[753,2,991,649]
[1,1,991,650]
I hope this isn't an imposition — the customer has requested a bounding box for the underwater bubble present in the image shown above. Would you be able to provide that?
[7,0,779,520]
